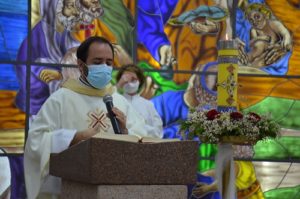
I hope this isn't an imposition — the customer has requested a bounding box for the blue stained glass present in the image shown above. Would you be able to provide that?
[0,1,27,14]
[0,1,27,60]
[0,64,19,90]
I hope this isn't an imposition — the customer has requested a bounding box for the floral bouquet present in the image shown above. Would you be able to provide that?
[179,108,281,145]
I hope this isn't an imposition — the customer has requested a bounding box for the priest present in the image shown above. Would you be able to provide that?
[24,36,148,199]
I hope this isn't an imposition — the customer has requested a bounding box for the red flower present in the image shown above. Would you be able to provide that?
[248,112,261,122]
[206,109,220,120]
[230,112,243,120]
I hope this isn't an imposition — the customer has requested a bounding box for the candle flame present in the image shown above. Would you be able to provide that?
[225,34,229,40]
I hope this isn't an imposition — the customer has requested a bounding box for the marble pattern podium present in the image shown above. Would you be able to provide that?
[50,138,198,199]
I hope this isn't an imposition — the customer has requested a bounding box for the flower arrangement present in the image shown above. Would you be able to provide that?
[180,108,281,145]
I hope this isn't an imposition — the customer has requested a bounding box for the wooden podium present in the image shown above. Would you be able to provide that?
[50,138,198,199]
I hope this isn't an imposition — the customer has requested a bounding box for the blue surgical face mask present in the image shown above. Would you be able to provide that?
[86,64,113,89]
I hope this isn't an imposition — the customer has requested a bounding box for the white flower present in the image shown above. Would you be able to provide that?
[180,108,280,144]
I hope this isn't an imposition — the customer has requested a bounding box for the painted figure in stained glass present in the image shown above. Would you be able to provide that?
[148,0,295,138]
[137,1,293,198]
[15,0,133,115]
[168,5,227,35]
[11,2,134,198]
[137,0,179,80]
[239,3,292,69]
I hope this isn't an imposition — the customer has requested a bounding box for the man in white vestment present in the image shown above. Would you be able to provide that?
[24,36,149,199]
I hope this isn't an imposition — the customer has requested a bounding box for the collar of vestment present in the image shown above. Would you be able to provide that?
[61,79,115,97]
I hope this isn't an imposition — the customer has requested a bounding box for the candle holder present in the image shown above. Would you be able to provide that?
[217,39,238,50]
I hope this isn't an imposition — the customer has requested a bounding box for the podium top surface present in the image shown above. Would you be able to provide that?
[50,138,199,185]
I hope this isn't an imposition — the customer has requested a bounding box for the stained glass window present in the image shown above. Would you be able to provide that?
[0,0,299,198]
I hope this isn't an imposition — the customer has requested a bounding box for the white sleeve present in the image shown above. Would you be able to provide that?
[125,103,148,138]
[144,103,164,138]
[51,129,77,153]
[24,94,76,199]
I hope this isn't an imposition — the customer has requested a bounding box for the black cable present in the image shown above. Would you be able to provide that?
[275,161,293,189]
[273,139,294,189]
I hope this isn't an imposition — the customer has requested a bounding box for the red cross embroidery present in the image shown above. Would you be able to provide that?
[87,109,109,131]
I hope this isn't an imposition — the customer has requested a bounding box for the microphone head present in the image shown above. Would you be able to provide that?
[103,94,113,103]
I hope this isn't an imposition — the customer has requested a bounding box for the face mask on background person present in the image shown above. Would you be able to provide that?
[123,81,139,94]
[86,63,112,89]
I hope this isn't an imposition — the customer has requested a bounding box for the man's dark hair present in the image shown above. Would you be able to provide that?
[116,64,145,89]
[76,36,114,62]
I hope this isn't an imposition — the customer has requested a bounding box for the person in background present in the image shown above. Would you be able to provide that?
[116,64,163,138]
[24,36,147,199]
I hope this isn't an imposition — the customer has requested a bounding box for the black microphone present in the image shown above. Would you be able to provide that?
[103,95,122,134]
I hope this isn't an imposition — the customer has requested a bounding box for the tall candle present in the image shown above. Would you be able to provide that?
[217,39,238,112]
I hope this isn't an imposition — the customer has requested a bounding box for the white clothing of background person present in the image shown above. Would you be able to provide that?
[123,93,163,138]
[0,150,11,199]
[116,64,163,139]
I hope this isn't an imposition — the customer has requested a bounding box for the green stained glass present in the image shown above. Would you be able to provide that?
[264,185,300,199]
[138,62,188,96]
[244,97,300,130]
[254,137,300,160]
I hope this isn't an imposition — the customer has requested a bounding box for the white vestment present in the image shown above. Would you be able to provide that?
[24,80,147,199]
[0,152,10,198]
[123,93,163,138]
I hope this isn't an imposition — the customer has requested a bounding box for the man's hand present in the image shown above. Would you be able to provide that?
[189,20,219,34]
[70,128,99,146]
[39,69,62,83]
[282,37,292,51]
[159,45,176,80]
[111,107,128,134]
[236,38,249,66]
[264,44,287,65]
[159,45,176,66]
[140,76,158,99]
